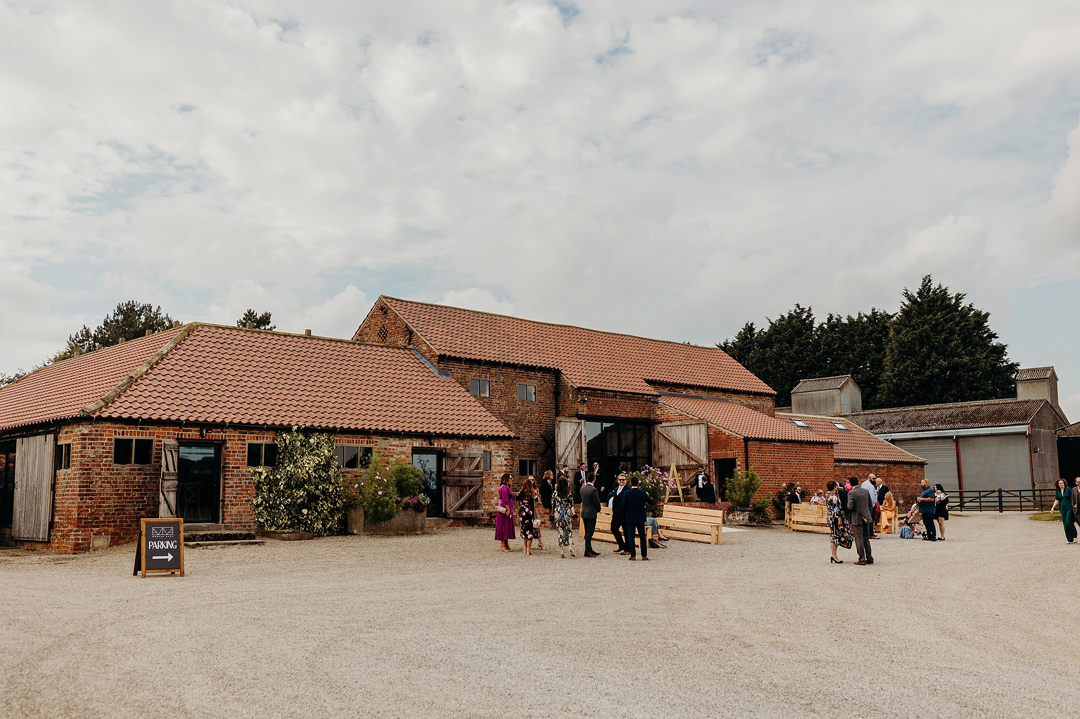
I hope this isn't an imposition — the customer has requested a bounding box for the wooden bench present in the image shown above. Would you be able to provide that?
[788,503,830,534]
[656,504,723,544]
[580,506,652,545]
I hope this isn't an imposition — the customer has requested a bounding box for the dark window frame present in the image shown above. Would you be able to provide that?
[54,443,72,471]
[113,438,153,465]
[482,451,492,472]
[469,379,491,397]
[333,445,373,470]
[246,442,278,467]
[518,459,537,477]
[517,383,536,402]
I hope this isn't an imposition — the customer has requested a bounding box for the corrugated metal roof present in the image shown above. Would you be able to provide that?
[792,375,854,393]
[780,413,925,464]
[365,297,775,397]
[845,398,1046,434]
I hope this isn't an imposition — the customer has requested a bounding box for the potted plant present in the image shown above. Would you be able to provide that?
[723,467,773,526]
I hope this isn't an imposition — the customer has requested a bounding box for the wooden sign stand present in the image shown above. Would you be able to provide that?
[133,518,185,578]
[665,463,686,503]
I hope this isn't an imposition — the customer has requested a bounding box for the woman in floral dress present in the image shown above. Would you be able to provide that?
[551,476,576,558]
[518,476,538,555]
[826,480,853,563]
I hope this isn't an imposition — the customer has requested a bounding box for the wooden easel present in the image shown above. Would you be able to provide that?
[664,463,686,503]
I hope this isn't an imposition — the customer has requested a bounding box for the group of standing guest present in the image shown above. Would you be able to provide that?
[495,466,656,560]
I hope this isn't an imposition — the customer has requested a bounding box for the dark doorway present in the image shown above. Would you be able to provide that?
[0,440,14,530]
[412,450,442,517]
[585,420,652,492]
[1060,437,1080,484]
[713,458,736,502]
[177,443,221,523]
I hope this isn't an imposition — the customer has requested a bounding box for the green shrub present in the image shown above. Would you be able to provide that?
[250,428,345,536]
[359,450,398,524]
[772,481,798,519]
[726,467,762,509]
[385,461,423,498]
[750,498,774,525]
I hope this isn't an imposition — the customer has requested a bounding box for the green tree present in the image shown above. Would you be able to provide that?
[877,276,1017,407]
[816,309,893,409]
[719,306,821,407]
[236,309,275,330]
[67,300,176,354]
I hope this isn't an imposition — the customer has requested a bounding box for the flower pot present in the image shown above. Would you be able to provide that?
[347,506,365,535]
[364,510,427,535]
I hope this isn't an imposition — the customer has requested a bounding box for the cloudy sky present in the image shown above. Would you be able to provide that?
[3,1,1079,416]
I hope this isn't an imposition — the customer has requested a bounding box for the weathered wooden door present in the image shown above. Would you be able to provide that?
[443,450,484,518]
[555,418,586,468]
[652,421,709,472]
[12,434,55,541]
[159,439,179,518]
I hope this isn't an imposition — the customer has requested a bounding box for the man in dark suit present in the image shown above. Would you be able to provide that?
[696,473,717,503]
[573,463,587,503]
[620,476,650,561]
[608,472,629,554]
[847,480,874,565]
[539,472,554,519]
[591,461,607,495]
[838,480,852,522]
[787,485,802,504]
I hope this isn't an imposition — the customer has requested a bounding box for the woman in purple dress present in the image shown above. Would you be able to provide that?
[495,473,515,552]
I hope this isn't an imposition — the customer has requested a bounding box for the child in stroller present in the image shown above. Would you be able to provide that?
[898,503,925,539]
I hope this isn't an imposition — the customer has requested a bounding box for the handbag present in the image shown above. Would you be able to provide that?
[496,504,508,515]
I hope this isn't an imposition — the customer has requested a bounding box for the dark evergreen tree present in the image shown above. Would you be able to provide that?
[719,306,821,407]
[817,309,893,409]
[236,309,275,330]
[67,301,176,354]
[877,276,1017,407]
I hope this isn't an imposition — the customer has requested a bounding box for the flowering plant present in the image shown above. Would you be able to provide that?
[395,494,430,513]
[359,449,398,524]
[625,465,674,516]
[249,427,345,536]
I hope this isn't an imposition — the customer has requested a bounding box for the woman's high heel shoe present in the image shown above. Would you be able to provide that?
[830,557,843,564]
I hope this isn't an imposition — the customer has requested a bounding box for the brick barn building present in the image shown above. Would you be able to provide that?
[0,324,513,552]
[353,297,921,502]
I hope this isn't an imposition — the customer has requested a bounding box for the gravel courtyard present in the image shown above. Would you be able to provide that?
[2,512,1078,718]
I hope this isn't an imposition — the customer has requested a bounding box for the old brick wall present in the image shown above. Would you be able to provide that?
[353,300,439,364]
[746,441,835,503]
[436,358,556,478]
[834,462,925,508]
[30,420,513,553]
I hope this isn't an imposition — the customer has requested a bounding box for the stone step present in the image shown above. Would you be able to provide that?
[185,539,266,548]
[184,529,257,543]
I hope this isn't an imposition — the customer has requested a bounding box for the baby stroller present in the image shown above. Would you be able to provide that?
[898,503,925,539]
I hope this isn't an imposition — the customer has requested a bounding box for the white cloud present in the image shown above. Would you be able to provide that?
[438,288,515,316]
[1,0,1079,401]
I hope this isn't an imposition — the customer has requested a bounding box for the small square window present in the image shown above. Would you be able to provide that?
[264,443,277,466]
[113,438,133,465]
[482,450,491,472]
[470,379,490,397]
[333,445,372,469]
[518,384,536,402]
[247,443,263,467]
[54,443,71,471]
[343,445,359,469]
[518,459,537,477]
[133,439,153,465]
[248,443,278,467]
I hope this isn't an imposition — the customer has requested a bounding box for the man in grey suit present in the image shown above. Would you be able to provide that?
[847,481,875,565]
[580,474,602,557]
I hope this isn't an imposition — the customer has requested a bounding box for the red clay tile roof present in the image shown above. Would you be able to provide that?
[792,375,855,393]
[844,399,1047,434]
[0,328,185,432]
[97,325,513,437]
[365,297,774,397]
[780,413,925,464]
[661,395,831,443]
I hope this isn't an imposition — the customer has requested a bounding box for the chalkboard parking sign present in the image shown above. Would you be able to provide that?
[134,518,185,578]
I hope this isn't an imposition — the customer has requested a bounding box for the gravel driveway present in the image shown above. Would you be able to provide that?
[2,512,1078,718]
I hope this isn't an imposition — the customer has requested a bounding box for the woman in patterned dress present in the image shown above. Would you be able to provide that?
[494,473,515,552]
[518,476,538,555]
[551,476,576,558]
[826,480,853,564]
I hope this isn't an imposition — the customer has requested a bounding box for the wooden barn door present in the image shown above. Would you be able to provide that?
[556,418,586,469]
[159,439,179,518]
[652,421,709,473]
[443,450,484,518]
[12,434,55,541]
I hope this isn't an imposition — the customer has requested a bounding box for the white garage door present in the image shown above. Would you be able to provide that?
[892,438,959,493]
[958,434,1031,491]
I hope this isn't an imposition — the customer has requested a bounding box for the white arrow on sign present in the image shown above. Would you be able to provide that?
[152,553,174,561]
